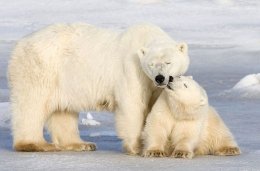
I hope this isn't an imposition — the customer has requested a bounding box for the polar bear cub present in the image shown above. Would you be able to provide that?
[143,76,240,158]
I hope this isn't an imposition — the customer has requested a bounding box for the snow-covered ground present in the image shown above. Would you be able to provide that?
[0,0,260,170]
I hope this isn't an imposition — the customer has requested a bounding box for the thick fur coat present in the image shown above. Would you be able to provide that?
[143,76,240,158]
[8,23,190,154]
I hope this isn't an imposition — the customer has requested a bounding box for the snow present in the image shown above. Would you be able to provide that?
[214,0,235,6]
[128,0,164,4]
[220,73,260,99]
[0,0,260,170]
[80,112,101,126]
[0,102,10,128]
[233,74,260,90]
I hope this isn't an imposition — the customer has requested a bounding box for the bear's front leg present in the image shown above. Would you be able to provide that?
[115,100,147,155]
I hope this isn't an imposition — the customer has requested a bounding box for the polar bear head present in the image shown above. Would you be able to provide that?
[165,76,208,118]
[137,42,190,87]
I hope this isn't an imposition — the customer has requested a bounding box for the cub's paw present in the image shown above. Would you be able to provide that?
[172,150,194,159]
[143,150,166,157]
[215,146,241,156]
[62,142,96,152]
[123,141,141,155]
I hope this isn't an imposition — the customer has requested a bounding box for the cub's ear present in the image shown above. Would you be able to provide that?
[137,47,148,59]
[177,42,188,53]
[200,97,207,106]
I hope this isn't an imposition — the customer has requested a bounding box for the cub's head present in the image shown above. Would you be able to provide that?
[165,76,208,110]
[137,42,190,87]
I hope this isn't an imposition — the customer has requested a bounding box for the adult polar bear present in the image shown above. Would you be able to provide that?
[8,23,190,154]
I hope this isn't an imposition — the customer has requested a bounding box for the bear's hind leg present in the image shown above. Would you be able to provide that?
[214,146,240,156]
[213,138,241,156]
[47,111,96,151]
[12,100,59,152]
[208,131,241,156]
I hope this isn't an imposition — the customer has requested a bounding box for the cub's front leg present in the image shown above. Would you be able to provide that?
[142,110,172,157]
[171,121,202,159]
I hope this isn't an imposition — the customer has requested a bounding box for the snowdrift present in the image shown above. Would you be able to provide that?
[221,73,260,99]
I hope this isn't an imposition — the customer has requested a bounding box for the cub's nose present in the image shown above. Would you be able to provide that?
[169,76,174,82]
[155,75,165,84]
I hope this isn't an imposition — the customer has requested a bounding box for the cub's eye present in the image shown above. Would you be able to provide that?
[165,62,171,65]
[184,83,188,88]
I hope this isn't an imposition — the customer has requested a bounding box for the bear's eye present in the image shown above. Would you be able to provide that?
[184,83,188,88]
[165,62,171,65]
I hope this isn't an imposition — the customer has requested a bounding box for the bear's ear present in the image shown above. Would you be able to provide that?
[177,42,188,53]
[137,47,148,59]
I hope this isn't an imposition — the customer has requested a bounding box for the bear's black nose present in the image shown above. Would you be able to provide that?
[169,76,174,82]
[155,75,165,84]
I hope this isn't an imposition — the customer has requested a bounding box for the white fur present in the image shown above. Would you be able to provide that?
[138,41,189,87]
[143,76,240,158]
[8,23,190,153]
